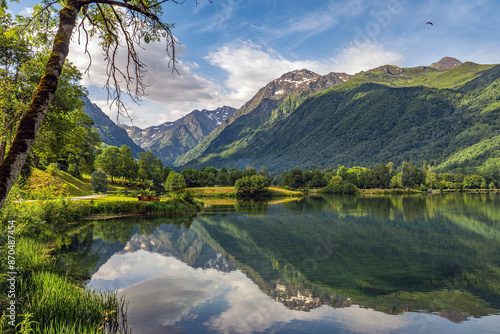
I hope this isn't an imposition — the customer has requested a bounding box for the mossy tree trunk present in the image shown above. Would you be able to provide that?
[0,0,178,209]
[0,1,81,208]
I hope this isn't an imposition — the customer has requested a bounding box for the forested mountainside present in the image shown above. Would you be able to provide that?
[175,69,352,166]
[176,58,500,177]
[82,96,144,158]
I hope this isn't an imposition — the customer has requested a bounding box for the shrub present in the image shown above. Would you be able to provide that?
[91,169,108,193]
[463,175,486,189]
[165,172,186,192]
[46,163,60,176]
[235,175,269,197]
[322,182,357,194]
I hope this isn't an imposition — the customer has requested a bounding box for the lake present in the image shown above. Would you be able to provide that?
[61,194,500,333]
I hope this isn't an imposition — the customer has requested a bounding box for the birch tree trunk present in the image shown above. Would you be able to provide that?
[0,2,81,208]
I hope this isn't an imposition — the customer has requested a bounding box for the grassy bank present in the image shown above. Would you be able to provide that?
[357,188,423,196]
[357,188,500,196]
[0,238,128,333]
[185,186,303,198]
[0,190,199,332]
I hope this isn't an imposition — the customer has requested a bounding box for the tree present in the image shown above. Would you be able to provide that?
[165,171,186,192]
[235,174,268,196]
[330,175,343,185]
[137,151,163,190]
[95,146,121,182]
[215,167,228,186]
[0,9,31,163]
[235,176,252,193]
[119,145,137,184]
[90,169,108,193]
[181,168,199,188]
[161,165,173,183]
[0,0,199,208]
[243,166,257,178]
[283,169,305,188]
[0,9,98,176]
[307,170,326,188]
[401,161,423,188]
[370,162,391,188]
[463,175,486,189]
[228,168,243,186]
[258,167,272,186]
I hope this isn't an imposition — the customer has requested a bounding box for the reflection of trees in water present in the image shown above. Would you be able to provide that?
[44,195,500,320]
[234,200,269,213]
[53,226,100,282]
[287,193,500,224]
[194,195,500,318]
[45,216,196,281]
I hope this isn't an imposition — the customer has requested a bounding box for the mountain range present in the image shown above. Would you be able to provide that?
[84,57,499,178]
[120,106,236,165]
[82,96,144,158]
[82,96,236,164]
[173,57,499,176]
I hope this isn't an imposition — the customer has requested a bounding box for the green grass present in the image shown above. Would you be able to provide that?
[25,169,144,200]
[184,186,303,198]
[268,186,303,196]
[0,237,128,333]
[19,271,128,333]
[25,169,91,199]
[0,187,199,332]
[32,198,198,224]
[185,187,236,198]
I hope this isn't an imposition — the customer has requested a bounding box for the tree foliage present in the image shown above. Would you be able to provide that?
[95,146,121,182]
[0,0,205,208]
[235,175,268,197]
[165,171,186,192]
[90,168,108,193]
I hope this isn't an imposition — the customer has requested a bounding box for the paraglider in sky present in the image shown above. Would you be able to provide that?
[425,21,433,25]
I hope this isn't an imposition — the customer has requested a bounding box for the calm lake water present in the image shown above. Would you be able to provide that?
[63,194,500,333]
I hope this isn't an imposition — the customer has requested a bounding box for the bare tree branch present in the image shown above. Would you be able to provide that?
[20,0,59,32]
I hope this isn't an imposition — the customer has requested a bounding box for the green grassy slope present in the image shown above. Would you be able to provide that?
[26,169,92,198]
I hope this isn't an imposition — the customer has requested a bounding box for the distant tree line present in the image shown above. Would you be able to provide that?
[273,161,495,192]
[18,133,497,195]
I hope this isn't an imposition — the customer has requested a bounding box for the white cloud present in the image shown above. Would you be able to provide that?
[89,248,434,334]
[332,41,405,74]
[68,32,227,128]
[20,7,34,16]
[205,41,323,105]
[68,20,403,128]
[206,40,404,108]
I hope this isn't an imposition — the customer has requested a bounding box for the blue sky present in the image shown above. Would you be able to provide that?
[11,0,500,127]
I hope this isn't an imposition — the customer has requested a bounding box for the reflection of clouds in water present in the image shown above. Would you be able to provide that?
[89,250,500,334]
[89,250,414,333]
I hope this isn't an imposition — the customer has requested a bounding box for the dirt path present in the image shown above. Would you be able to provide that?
[70,194,108,200]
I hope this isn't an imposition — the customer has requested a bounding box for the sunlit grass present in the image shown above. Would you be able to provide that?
[18,270,128,333]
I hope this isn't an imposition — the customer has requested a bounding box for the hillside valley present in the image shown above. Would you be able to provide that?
[174,58,500,176]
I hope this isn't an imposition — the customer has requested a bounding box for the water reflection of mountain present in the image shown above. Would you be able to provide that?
[57,194,500,324]
[191,194,500,321]
[122,224,236,272]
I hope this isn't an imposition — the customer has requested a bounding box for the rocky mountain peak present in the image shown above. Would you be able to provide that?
[429,57,463,70]
[272,69,320,92]
[200,106,237,126]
